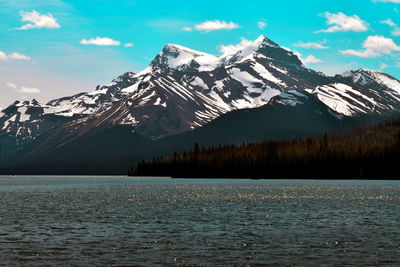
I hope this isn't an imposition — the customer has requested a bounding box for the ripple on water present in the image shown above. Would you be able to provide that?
[0,177,399,266]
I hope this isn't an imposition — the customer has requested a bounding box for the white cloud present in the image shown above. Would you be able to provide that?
[80,37,121,46]
[6,82,41,93]
[218,37,252,56]
[340,49,380,58]
[303,55,323,63]
[340,35,400,57]
[18,10,60,30]
[316,12,368,33]
[364,35,400,53]
[380,19,400,37]
[380,18,397,26]
[380,63,388,70]
[124,43,134,48]
[294,39,329,49]
[0,51,7,61]
[182,26,193,32]
[18,86,40,94]
[391,27,400,36]
[8,52,31,60]
[195,20,239,32]
[6,82,17,89]
[258,21,267,30]
[293,51,322,64]
[0,51,31,61]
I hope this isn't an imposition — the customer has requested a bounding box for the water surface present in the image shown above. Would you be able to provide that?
[0,177,399,266]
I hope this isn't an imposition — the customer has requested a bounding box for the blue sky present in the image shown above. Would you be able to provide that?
[1,0,400,107]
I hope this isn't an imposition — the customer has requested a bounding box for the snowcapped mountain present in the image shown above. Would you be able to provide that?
[42,35,332,140]
[0,71,136,151]
[2,35,400,165]
[306,69,400,116]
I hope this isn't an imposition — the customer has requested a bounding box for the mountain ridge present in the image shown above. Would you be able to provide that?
[1,35,400,173]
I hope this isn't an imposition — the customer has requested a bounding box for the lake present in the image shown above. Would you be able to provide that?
[0,177,399,266]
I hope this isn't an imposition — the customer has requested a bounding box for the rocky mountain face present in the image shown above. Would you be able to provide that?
[1,35,400,171]
[306,69,400,117]
[21,36,333,142]
[0,72,136,156]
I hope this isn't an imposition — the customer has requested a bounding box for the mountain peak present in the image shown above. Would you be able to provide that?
[339,68,400,92]
[341,68,383,79]
[221,35,279,59]
[150,36,298,71]
[358,68,385,75]
[342,68,381,76]
[30,99,40,106]
[152,43,218,70]
[162,43,206,55]
[254,35,280,48]
[111,71,136,83]
[6,99,39,108]
[3,35,400,166]
[222,35,301,67]
[104,71,136,89]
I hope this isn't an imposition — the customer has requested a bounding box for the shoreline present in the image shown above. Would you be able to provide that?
[0,175,399,181]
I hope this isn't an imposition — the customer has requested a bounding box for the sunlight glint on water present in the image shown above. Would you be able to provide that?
[0,177,399,266]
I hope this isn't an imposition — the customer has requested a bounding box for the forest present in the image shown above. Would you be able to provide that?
[131,119,400,179]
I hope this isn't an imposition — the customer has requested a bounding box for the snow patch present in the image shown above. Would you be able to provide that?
[229,68,263,93]
[154,97,162,106]
[253,63,286,87]
[373,72,400,94]
[89,88,108,95]
[191,77,209,89]
[18,107,30,122]
[308,83,373,116]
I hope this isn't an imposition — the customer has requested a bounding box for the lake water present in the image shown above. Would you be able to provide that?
[0,177,399,266]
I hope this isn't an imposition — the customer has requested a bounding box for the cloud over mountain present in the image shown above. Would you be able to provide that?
[195,20,239,32]
[6,82,40,93]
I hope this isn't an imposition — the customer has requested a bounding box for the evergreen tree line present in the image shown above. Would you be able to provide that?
[130,119,400,179]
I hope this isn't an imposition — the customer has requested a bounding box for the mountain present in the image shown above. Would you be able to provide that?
[12,36,332,141]
[1,35,400,174]
[306,69,400,117]
[0,72,136,158]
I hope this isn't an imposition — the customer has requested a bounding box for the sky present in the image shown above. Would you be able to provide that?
[1,0,400,108]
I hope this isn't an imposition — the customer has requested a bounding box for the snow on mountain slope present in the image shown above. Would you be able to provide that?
[2,35,400,157]
[152,43,221,72]
[49,35,330,140]
[305,69,400,116]
[305,83,378,116]
[0,72,136,147]
[341,69,400,95]
[71,39,400,139]
[45,71,137,116]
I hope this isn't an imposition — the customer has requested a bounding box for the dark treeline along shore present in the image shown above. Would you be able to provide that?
[131,119,400,179]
